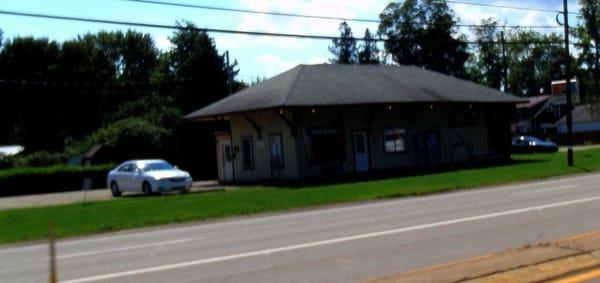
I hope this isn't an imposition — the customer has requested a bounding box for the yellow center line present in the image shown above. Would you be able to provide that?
[553,267,600,283]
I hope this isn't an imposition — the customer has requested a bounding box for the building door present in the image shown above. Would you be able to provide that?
[353,131,369,172]
[221,140,234,182]
[415,130,441,168]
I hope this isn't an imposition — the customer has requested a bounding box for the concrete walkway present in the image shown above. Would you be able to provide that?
[0,181,226,211]
[371,231,600,283]
[559,144,600,152]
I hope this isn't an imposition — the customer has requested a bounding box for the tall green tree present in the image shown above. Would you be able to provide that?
[379,0,422,66]
[78,30,159,84]
[329,21,357,64]
[0,37,60,80]
[169,22,233,113]
[379,0,468,77]
[506,30,567,96]
[576,0,600,101]
[468,18,505,89]
[357,28,380,64]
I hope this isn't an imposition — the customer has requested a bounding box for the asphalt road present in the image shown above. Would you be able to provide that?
[2,173,600,283]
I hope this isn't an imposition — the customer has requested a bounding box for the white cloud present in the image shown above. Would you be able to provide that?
[155,34,172,51]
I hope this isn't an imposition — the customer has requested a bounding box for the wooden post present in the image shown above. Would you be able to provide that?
[49,220,57,283]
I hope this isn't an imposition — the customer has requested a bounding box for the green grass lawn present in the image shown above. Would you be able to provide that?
[1,149,600,244]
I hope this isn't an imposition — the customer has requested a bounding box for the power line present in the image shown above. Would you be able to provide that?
[446,0,581,16]
[122,0,562,29]
[0,9,567,45]
[124,0,380,23]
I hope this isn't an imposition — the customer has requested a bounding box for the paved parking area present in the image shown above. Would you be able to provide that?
[0,181,225,211]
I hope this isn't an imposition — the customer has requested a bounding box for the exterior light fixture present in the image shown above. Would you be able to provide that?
[311,108,316,114]
[387,104,392,110]
[279,108,284,115]
[468,104,473,109]
[429,104,435,110]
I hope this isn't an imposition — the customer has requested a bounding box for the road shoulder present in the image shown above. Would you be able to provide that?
[370,231,600,283]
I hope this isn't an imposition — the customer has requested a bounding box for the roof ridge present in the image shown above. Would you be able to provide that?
[281,65,304,106]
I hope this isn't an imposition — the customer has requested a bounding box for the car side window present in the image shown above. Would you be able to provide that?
[118,164,132,172]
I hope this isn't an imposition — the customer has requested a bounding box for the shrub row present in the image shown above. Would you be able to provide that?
[0,151,70,169]
[0,164,114,196]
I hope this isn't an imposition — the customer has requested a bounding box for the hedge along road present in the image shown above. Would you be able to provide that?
[0,149,599,245]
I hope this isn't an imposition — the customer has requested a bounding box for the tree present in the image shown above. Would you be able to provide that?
[329,21,357,64]
[379,0,422,66]
[576,0,600,101]
[357,28,380,64]
[169,22,232,113]
[0,37,63,151]
[506,30,567,96]
[468,18,504,89]
[378,0,468,77]
[0,37,60,80]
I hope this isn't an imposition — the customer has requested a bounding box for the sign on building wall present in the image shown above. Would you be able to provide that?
[551,79,580,105]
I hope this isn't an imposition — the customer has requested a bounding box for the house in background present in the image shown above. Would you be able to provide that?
[556,104,600,144]
[185,64,523,183]
[514,95,552,135]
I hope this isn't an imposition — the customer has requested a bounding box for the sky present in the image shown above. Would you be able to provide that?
[0,0,583,82]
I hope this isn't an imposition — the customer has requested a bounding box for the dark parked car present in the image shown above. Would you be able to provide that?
[511,136,559,153]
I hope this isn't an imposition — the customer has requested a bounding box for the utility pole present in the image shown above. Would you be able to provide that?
[225,51,233,95]
[501,30,508,92]
[562,0,574,166]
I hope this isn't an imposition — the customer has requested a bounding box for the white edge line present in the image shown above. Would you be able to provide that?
[60,195,600,283]
[56,238,194,260]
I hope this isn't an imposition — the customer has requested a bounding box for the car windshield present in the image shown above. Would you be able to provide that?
[141,162,174,171]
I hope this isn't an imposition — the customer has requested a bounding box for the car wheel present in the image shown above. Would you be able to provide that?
[142,181,153,196]
[110,182,122,197]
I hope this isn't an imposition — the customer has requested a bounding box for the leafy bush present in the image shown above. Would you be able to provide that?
[15,151,69,167]
[67,117,170,159]
[0,164,114,196]
[0,151,69,169]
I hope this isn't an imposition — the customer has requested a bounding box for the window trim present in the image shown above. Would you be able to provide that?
[382,127,408,154]
[240,135,255,170]
[269,133,285,169]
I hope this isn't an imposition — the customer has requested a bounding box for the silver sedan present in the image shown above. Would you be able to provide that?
[106,159,193,196]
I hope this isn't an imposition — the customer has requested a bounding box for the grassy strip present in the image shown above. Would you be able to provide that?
[1,150,599,244]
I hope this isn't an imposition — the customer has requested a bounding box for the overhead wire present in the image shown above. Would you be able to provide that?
[0,10,568,45]
[122,0,563,29]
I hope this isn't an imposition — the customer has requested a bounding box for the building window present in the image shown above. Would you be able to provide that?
[269,134,284,169]
[383,128,406,153]
[241,136,254,170]
[309,128,345,163]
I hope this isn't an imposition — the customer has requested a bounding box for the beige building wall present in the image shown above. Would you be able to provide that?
[226,104,496,182]
[229,110,299,182]
[293,104,492,179]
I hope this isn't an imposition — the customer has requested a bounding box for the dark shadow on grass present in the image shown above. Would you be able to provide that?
[119,188,226,198]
